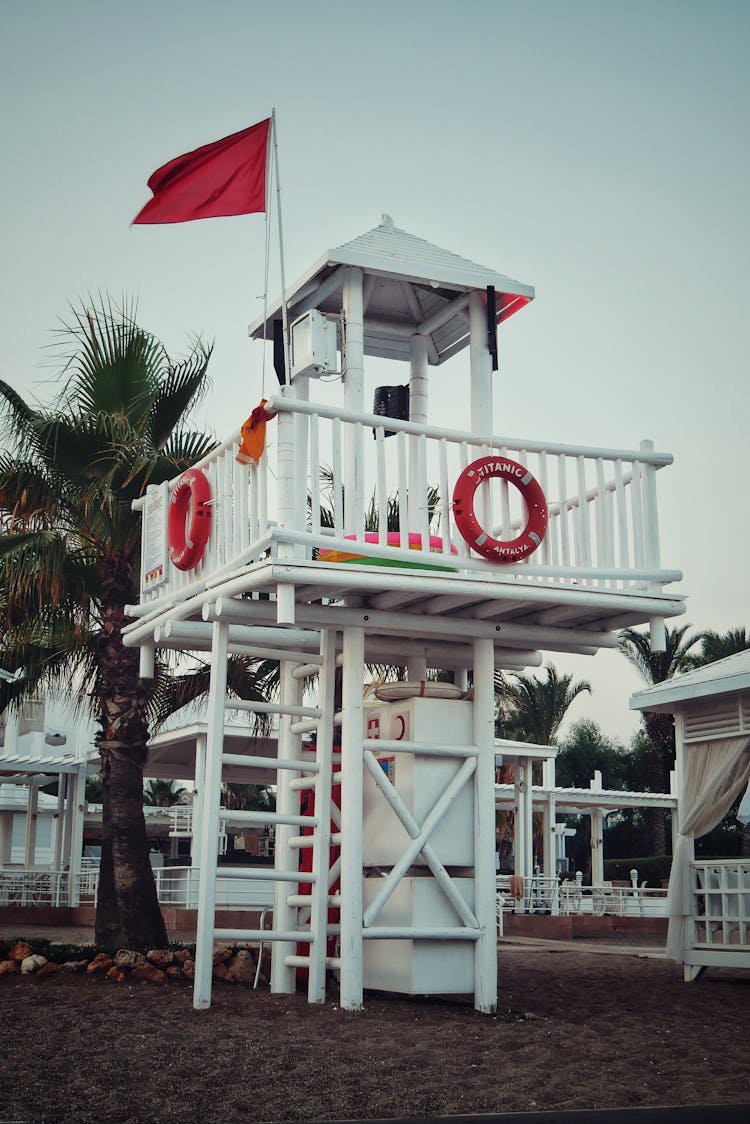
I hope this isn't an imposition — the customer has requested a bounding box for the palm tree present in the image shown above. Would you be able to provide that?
[693,627,750,667]
[617,623,704,855]
[495,664,591,872]
[497,664,591,746]
[143,779,188,807]
[0,296,217,949]
[222,783,276,812]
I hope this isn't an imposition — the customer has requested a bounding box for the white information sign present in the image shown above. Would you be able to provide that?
[141,489,168,592]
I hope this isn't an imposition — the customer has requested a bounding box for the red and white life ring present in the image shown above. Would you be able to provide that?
[167,469,212,571]
[452,456,547,563]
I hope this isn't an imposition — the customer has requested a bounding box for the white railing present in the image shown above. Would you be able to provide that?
[690,860,750,950]
[497,874,561,916]
[558,879,667,918]
[133,393,677,610]
[0,868,98,907]
[153,866,275,910]
[0,866,274,912]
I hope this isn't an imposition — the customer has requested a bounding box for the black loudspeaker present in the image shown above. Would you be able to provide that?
[372,385,409,438]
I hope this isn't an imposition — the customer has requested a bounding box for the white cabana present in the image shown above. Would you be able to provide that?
[631,650,750,978]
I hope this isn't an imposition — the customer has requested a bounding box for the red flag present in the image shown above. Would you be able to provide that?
[133,118,271,225]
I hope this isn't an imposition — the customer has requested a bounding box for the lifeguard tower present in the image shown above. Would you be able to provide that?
[123,216,685,1013]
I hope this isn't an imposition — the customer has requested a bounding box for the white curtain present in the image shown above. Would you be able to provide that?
[666,735,750,962]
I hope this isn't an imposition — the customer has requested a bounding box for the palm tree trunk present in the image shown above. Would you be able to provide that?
[94,551,167,949]
[645,713,674,858]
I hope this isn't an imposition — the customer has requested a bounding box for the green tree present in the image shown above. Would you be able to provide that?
[0,297,217,949]
[617,623,704,855]
[555,719,629,790]
[143,779,188,807]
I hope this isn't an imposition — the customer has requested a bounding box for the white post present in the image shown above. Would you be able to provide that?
[343,267,365,537]
[191,733,207,865]
[513,762,524,891]
[409,333,429,547]
[523,759,534,882]
[24,777,41,868]
[542,792,555,879]
[469,291,493,433]
[67,764,86,906]
[53,773,68,869]
[591,808,604,885]
[307,630,336,1003]
[275,386,297,624]
[473,636,497,1013]
[4,711,19,756]
[0,812,13,866]
[271,659,303,994]
[193,620,229,1010]
[293,373,311,556]
[339,625,365,1012]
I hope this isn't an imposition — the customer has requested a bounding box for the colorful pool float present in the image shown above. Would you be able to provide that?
[318,531,458,570]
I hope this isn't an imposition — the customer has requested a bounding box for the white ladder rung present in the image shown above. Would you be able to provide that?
[216,867,314,883]
[229,698,321,720]
[288,835,315,850]
[284,954,341,970]
[214,928,314,943]
[225,810,317,828]
[291,712,344,735]
[364,738,479,758]
[362,927,481,940]
[289,769,342,792]
[286,894,341,908]
[222,753,319,774]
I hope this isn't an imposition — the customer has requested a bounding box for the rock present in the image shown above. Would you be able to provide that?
[8,941,31,962]
[212,962,229,980]
[147,948,174,968]
[21,954,48,974]
[106,966,127,983]
[166,965,182,979]
[182,958,195,980]
[114,949,146,970]
[131,963,167,984]
[226,949,257,985]
[0,959,20,976]
[36,962,59,979]
[87,952,113,974]
[172,948,191,965]
[212,944,232,965]
[59,960,89,973]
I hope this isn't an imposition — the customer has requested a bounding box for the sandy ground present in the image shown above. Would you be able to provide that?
[2,932,749,1123]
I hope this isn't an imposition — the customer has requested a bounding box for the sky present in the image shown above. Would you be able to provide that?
[1,0,748,745]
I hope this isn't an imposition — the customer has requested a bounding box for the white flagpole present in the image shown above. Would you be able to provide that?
[271,108,292,385]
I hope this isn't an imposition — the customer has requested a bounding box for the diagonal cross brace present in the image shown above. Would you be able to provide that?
[362,751,479,929]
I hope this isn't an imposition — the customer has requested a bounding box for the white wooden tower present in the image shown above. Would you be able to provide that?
[123,216,685,1012]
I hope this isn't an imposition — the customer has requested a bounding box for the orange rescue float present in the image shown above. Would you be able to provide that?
[167,468,212,571]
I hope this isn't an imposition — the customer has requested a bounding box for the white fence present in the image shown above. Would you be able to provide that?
[0,866,274,912]
[135,394,677,610]
[690,860,750,951]
[0,868,98,908]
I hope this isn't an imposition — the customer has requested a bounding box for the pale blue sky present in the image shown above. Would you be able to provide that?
[2,0,748,742]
